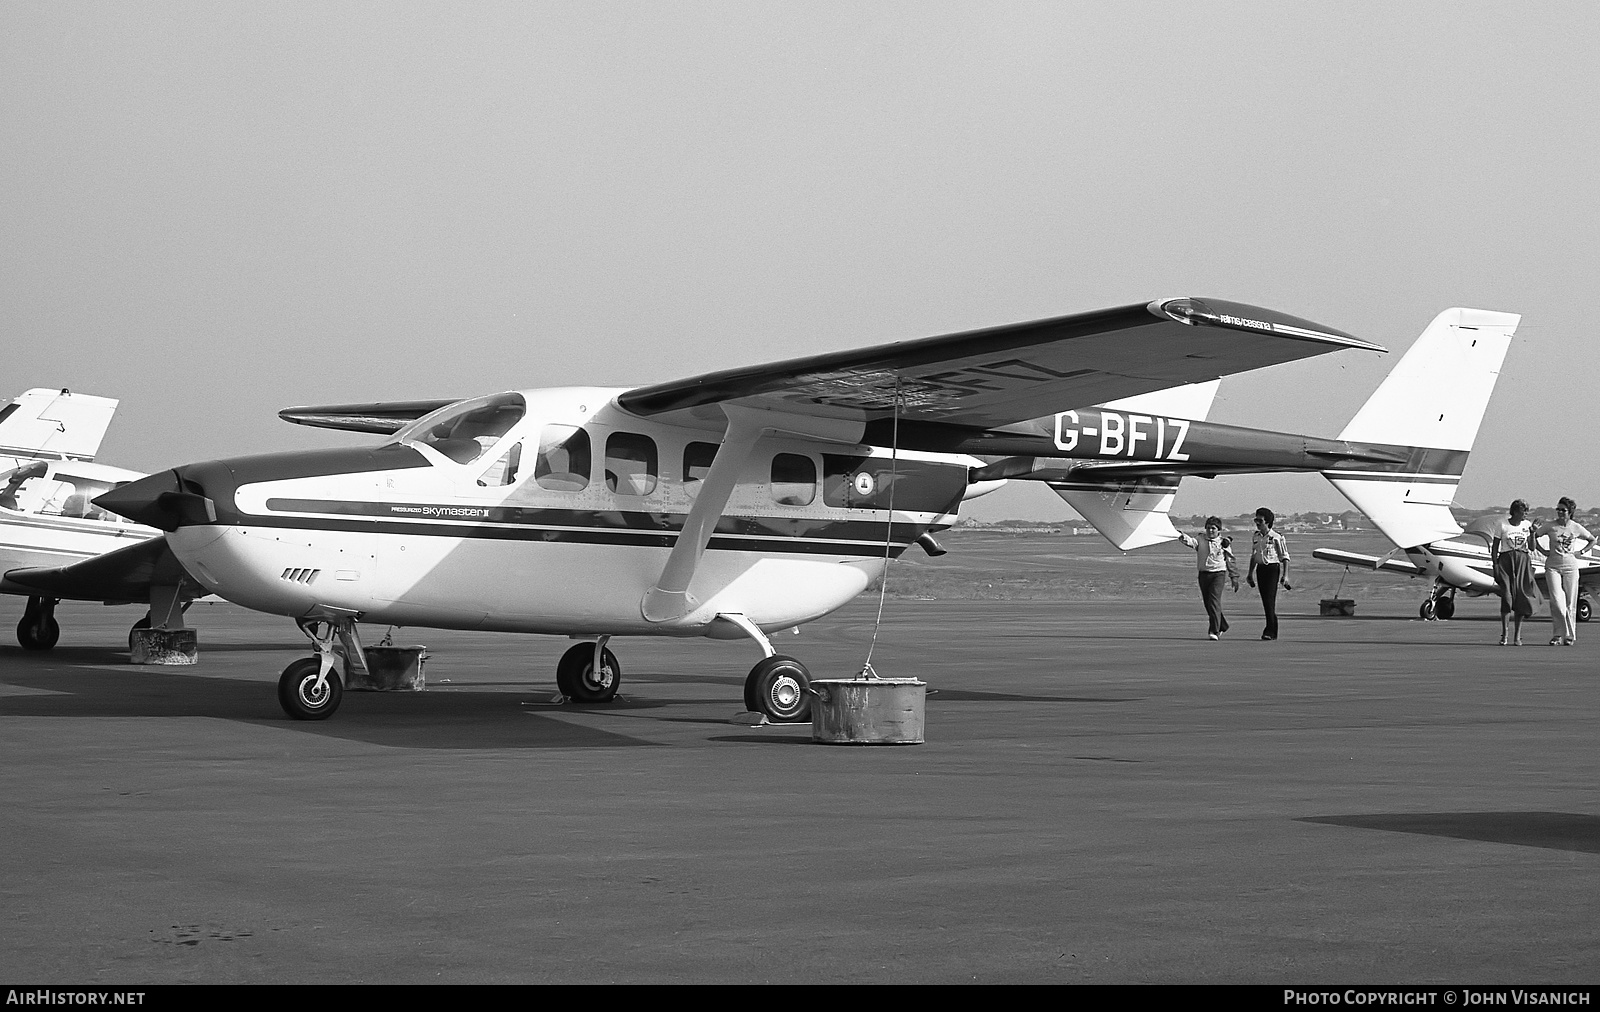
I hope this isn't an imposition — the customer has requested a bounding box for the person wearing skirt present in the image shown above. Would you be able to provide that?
[1490,499,1538,646]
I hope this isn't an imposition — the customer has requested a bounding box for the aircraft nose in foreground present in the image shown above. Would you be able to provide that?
[94,466,218,531]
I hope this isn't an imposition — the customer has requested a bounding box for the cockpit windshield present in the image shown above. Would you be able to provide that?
[0,461,48,511]
[392,392,526,465]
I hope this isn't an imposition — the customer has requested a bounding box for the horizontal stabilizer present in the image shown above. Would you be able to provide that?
[279,399,461,435]
[1310,547,1424,577]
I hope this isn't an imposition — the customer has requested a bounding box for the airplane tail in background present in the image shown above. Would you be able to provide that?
[1323,308,1520,549]
[0,389,120,466]
[1048,380,1220,550]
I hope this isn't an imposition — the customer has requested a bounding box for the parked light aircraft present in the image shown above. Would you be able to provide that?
[0,458,169,648]
[1310,309,1595,622]
[78,297,1443,723]
[0,389,197,651]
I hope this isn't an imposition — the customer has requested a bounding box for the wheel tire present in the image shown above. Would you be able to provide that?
[744,655,812,723]
[556,643,621,703]
[278,658,343,720]
[17,613,60,651]
[1579,598,1592,623]
[1419,599,1437,621]
[1435,597,1456,621]
[128,616,151,652]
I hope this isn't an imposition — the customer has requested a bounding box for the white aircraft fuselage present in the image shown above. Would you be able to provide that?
[153,388,971,638]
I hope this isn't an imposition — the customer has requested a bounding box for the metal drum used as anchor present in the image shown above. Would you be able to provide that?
[809,676,925,745]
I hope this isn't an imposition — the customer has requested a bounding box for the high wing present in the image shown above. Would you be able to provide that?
[270,299,1379,439]
[615,298,1382,430]
[1311,548,1425,577]
[2,537,194,604]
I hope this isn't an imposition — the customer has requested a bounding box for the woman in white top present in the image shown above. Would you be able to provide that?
[1177,516,1238,640]
[1491,498,1539,646]
[1533,497,1596,646]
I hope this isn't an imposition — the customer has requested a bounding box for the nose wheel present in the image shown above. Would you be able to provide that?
[277,617,354,720]
[278,657,344,720]
[1420,583,1456,621]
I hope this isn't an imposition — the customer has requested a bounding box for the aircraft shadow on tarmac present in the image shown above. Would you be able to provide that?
[1300,812,1600,855]
[0,662,655,751]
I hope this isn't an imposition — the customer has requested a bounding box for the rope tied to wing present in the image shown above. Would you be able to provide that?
[860,372,903,678]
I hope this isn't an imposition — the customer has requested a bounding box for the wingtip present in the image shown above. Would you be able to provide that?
[1151,297,1387,354]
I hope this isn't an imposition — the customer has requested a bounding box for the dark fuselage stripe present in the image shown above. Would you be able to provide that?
[231,513,914,557]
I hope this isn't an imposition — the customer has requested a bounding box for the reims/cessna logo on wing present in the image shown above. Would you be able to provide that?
[1053,409,1192,460]
[1219,314,1272,330]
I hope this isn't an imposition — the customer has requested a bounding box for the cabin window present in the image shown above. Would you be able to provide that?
[683,442,718,498]
[0,463,119,521]
[477,442,522,487]
[396,392,526,465]
[770,453,816,506]
[605,432,658,496]
[534,425,591,491]
[54,473,121,521]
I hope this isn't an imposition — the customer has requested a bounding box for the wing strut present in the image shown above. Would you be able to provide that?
[641,404,863,625]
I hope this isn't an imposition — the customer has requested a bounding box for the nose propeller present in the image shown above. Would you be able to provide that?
[94,469,217,532]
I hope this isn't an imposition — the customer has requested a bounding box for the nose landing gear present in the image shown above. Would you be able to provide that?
[277,616,355,720]
[1420,583,1457,621]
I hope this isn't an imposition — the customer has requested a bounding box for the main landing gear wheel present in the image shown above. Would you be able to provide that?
[1419,598,1437,621]
[1435,596,1456,621]
[18,597,60,651]
[744,655,812,723]
[556,643,621,703]
[278,657,343,720]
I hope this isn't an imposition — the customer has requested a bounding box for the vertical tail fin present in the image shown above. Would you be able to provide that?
[1049,380,1219,549]
[0,389,120,467]
[1324,308,1519,548]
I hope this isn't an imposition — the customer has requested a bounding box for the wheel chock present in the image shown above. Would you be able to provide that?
[130,628,198,665]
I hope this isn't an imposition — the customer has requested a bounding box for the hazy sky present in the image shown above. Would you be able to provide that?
[4,2,1595,521]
